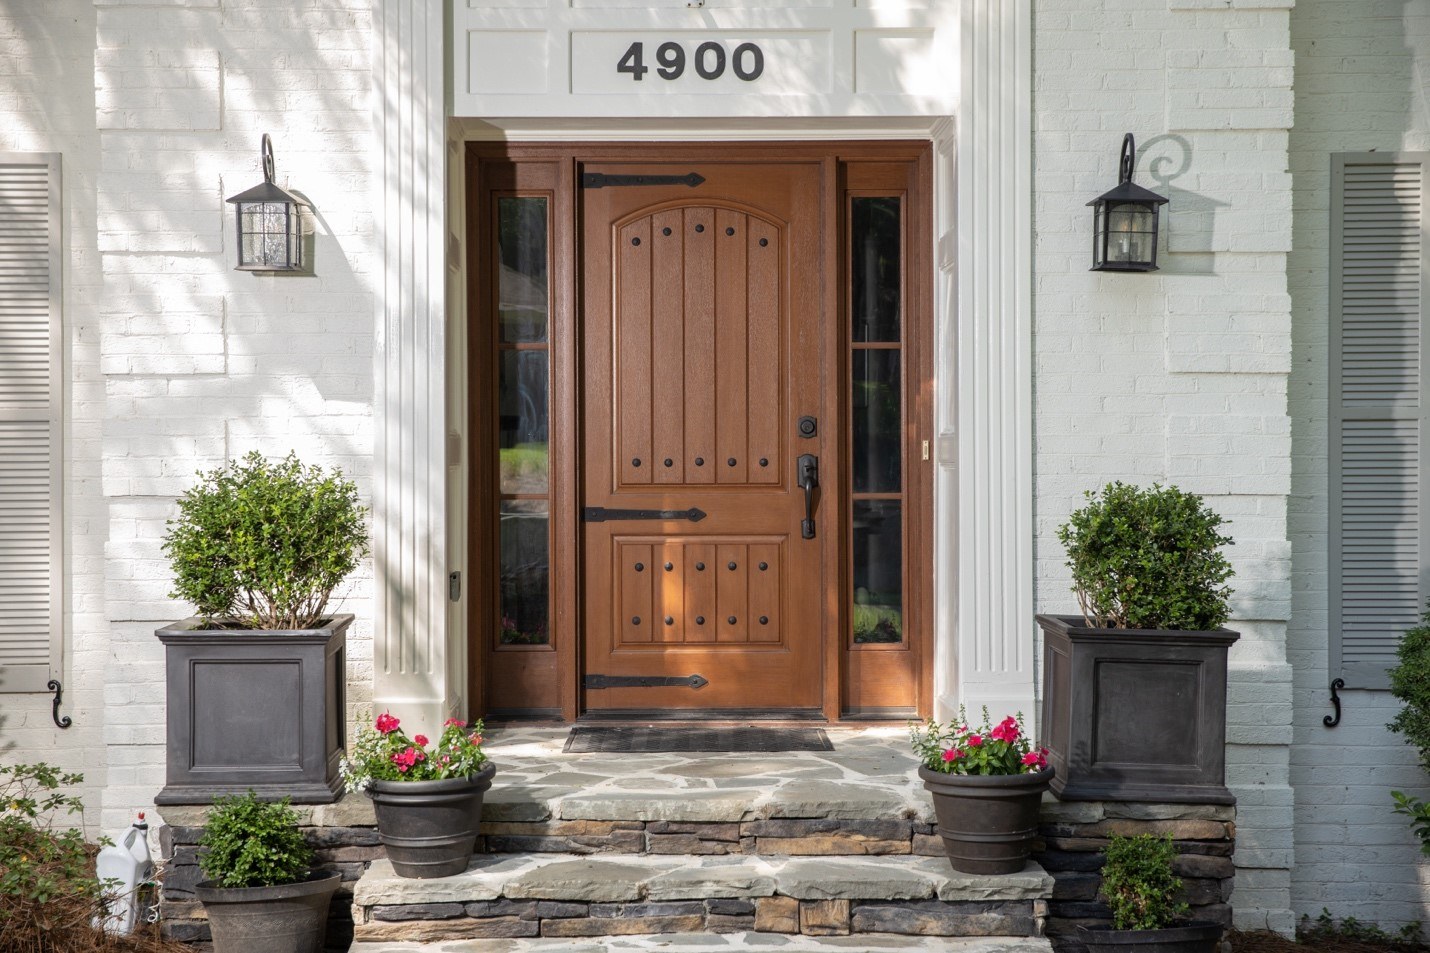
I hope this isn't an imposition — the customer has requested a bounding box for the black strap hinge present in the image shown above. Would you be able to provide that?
[583,172,706,190]
[584,674,709,690]
[583,507,706,523]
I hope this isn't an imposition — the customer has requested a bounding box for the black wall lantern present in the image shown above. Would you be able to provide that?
[225,134,310,272]
[1089,133,1168,272]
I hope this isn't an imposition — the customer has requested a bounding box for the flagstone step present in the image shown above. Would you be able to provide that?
[351,933,1054,952]
[352,853,1054,942]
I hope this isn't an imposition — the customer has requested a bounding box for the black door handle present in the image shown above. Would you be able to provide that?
[798,454,819,539]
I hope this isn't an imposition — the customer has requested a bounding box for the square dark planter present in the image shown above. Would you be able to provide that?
[155,614,351,805]
[1036,613,1238,805]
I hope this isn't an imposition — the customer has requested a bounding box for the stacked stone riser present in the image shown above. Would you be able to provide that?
[479,818,946,856]
[356,897,1045,942]
[1035,802,1237,953]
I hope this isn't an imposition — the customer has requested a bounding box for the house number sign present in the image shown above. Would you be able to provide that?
[616,41,765,82]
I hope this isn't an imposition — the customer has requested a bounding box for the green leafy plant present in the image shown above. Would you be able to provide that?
[162,451,369,629]
[1058,482,1234,630]
[0,763,101,925]
[909,707,1048,776]
[197,792,312,889]
[1299,908,1426,947]
[340,713,490,792]
[1392,791,1430,858]
[1098,833,1188,931]
[1388,610,1430,770]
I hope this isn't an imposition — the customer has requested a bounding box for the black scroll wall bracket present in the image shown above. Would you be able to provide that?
[48,679,73,729]
[1323,677,1345,728]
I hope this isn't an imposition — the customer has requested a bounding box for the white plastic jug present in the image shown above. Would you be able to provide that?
[94,812,155,935]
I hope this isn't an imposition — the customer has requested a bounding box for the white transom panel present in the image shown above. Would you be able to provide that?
[452,0,958,118]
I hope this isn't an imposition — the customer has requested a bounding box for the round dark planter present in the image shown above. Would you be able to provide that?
[1079,921,1224,953]
[194,870,340,953]
[918,764,1054,875]
[367,762,497,878]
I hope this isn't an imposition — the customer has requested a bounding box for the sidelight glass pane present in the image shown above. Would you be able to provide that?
[499,500,549,645]
[852,350,901,494]
[851,197,901,342]
[498,197,549,343]
[852,499,903,644]
[499,350,549,494]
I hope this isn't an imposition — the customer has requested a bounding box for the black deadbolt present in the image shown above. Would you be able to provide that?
[798,415,817,438]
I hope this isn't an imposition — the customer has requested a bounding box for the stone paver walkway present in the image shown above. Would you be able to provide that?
[475,726,932,825]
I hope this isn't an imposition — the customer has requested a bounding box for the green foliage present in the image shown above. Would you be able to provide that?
[0,762,102,924]
[1098,833,1188,931]
[162,451,369,629]
[1057,482,1234,631]
[1388,611,1430,770]
[1299,908,1426,947]
[1392,790,1430,858]
[198,792,312,889]
[909,707,1048,776]
[340,713,490,792]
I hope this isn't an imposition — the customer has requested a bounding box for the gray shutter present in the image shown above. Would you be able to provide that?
[0,154,62,694]
[1330,153,1430,690]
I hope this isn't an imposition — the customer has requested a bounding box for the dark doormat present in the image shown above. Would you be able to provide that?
[563,726,833,754]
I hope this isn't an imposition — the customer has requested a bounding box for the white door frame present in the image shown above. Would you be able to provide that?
[371,0,1034,735]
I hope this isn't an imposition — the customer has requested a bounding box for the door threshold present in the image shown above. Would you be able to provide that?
[577,707,827,724]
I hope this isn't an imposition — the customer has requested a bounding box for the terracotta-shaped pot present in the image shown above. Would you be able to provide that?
[918,764,1054,875]
[1079,921,1224,953]
[195,870,340,953]
[367,763,497,878]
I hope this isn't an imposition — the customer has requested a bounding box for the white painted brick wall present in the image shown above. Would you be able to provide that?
[1033,0,1295,934]
[90,0,376,832]
[0,0,375,836]
[0,0,109,838]
[1288,0,1430,932]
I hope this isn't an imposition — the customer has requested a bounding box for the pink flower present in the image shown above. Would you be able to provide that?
[414,734,429,747]
[1022,749,1049,771]
[469,733,484,746]
[942,747,965,762]
[375,712,400,734]
[991,716,1020,744]
[1021,751,1041,766]
[968,734,983,747]
[442,755,451,764]
[444,718,467,728]
[397,763,409,773]
[391,747,420,770]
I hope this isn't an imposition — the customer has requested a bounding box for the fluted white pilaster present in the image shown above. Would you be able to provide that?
[943,0,1035,720]
[372,0,454,736]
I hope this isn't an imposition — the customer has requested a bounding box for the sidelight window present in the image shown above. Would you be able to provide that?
[849,196,905,647]
[495,196,551,646]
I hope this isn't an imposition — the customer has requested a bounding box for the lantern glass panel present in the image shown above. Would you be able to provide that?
[1104,202,1156,265]
[237,200,301,270]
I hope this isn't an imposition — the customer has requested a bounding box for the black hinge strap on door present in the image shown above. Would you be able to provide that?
[582,172,706,189]
[583,507,707,523]
[584,674,710,690]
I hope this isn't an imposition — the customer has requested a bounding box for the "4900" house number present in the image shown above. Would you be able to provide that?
[617,41,765,82]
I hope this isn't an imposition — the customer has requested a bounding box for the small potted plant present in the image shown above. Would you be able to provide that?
[1037,482,1239,804]
[156,452,368,804]
[1079,833,1222,952]
[341,712,495,878]
[193,791,340,953]
[910,708,1053,875]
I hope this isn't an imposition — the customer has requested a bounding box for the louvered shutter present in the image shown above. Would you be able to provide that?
[0,154,61,694]
[1330,154,1430,690]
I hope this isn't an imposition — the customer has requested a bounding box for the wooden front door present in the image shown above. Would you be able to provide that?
[580,161,826,714]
